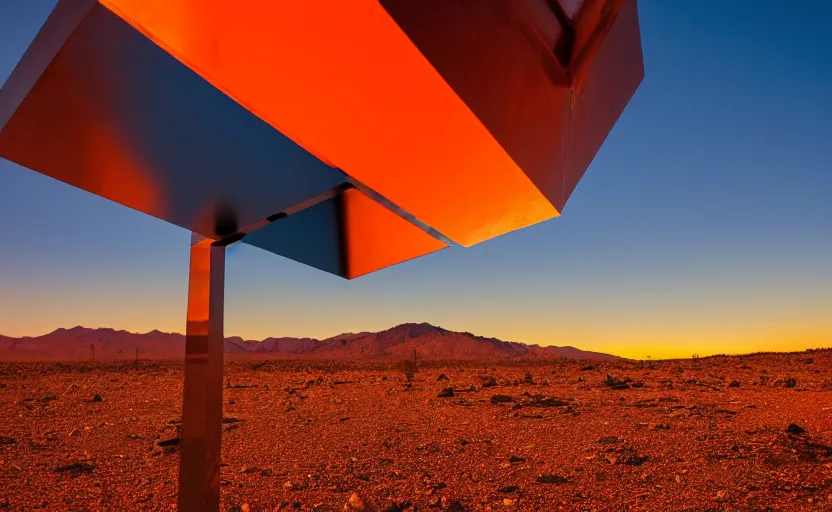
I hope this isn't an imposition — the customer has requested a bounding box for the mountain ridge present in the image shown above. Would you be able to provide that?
[0,322,619,361]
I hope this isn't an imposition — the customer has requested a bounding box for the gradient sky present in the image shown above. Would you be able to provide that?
[1,1,830,359]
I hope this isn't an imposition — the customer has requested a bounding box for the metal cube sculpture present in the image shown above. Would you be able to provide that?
[0,0,644,509]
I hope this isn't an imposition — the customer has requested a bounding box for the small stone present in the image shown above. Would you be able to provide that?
[54,462,96,475]
[437,374,449,381]
[241,504,251,512]
[509,456,526,464]
[480,377,497,388]
[437,388,455,398]
[283,480,295,491]
[345,493,367,511]
[503,498,516,506]
[92,394,103,402]
[382,501,411,512]
[536,474,567,484]
[786,424,806,435]
[490,395,513,404]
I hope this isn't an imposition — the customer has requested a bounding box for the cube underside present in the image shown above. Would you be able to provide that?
[0,0,644,278]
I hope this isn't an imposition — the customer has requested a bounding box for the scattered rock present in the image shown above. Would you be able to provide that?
[283,480,295,491]
[437,374,449,381]
[503,498,517,506]
[786,424,806,435]
[490,395,513,404]
[536,474,567,484]
[344,493,367,511]
[437,388,455,398]
[529,396,569,407]
[54,462,96,475]
[650,423,671,431]
[523,372,534,384]
[783,378,797,388]
[480,376,498,388]
[92,394,103,402]
[603,375,631,389]
[605,448,649,466]
[442,499,464,511]
[509,456,526,464]
[728,380,740,388]
[0,436,17,445]
[598,436,622,444]
[498,485,519,493]
[381,501,412,512]
[156,438,181,447]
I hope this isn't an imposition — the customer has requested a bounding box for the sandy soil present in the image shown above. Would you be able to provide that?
[0,352,831,511]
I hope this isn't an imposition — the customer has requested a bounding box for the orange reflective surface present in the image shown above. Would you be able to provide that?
[185,239,214,335]
[0,22,164,218]
[181,238,224,511]
[342,188,447,279]
[100,0,559,247]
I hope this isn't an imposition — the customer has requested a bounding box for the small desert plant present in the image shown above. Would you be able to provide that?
[393,360,418,382]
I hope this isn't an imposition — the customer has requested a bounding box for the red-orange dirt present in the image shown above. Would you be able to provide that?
[0,351,830,511]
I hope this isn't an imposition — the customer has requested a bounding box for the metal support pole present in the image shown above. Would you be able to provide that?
[178,234,225,512]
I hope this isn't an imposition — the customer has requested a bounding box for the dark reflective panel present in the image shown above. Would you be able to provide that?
[244,187,447,279]
[244,192,345,277]
[380,0,644,212]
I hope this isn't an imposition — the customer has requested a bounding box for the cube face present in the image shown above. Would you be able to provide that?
[0,0,643,279]
[564,0,645,201]
[243,187,448,280]
[380,0,645,211]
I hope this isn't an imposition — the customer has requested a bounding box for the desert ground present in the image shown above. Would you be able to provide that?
[0,351,831,511]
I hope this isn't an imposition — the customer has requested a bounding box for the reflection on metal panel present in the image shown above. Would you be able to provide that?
[564,0,645,201]
[243,187,447,279]
[0,4,345,239]
[0,0,643,277]
[98,0,560,247]
[382,0,643,211]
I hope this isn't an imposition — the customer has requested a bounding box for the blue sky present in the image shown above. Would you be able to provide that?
[1,0,830,358]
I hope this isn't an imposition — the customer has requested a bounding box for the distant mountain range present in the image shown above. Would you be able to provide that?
[0,323,618,361]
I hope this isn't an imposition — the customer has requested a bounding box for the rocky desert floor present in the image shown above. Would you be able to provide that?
[0,351,831,511]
